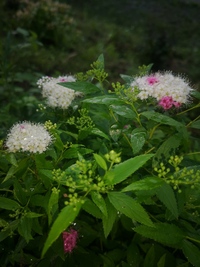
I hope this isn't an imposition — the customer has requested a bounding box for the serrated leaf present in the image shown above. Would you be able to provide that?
[90,128,110,140]
[131,127,147,154]
[48,188,59,225]
[59,81,101,94]
[191,90,200,100]
[0,220,19,242]
[109,104,136,119]
[93,153,107,171]
[141,111,184,130]
[42,202,82,257]
[82,198,102,219]
[34,154,53,169]
[182,240,200,267]
[83,95,123,105]
[153,134,181,167]
[156,183,178,219]
[63,147,93,159]
[25,212,43,218]
[13,180,27,205]
[134,223,185,246]
[91,191,107,217]
[97,54,104,69]
[157,254,166,267]
[2,158,29,183]
[120,74,134,83]
[105,154,154,185]
[0,197,20,210]
[102,198,117,238]
[122,176,164,192]
[108,192,154,227]
[18,216,33,242]
[5,153,18,166]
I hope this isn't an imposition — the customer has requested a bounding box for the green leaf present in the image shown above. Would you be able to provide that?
[0,197,20,210]
[102,198,117,238]
[157,254,166,267]
[82,198,102,219]
[5,153,18,166]
[156,182,179,219]
[93,153,107,171]
[97,54,104,69]
[130,127,147,154]
[120,74,134,83]
[63,147,93,159]
[48,188,59,225]
[34,154,53,170]
[190,120,200,129]
[109,104,136,119]
[153,134,181,167]
[182,240,200,267]
[42,202,82,257]
[14,180,27,206]
[90,128,110,140]
[0,220,19,242]
[141,111,184,130]
[105,154,154,185]
[25,212,43,218]
[122,176,164,192]
[127,242,141,266]
[59,81,101,94]
[83,95,123,105]
[191,90,200,100]
[134,223,185,246]
[91,191,107,217]
[108,192,154,227]
[53,133,64,150]
[2,158,29,182]
[18,216,33,242]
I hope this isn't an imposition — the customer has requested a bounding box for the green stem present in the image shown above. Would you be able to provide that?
[186,114,200,127]
[177,102,200,116]
[186,236,200,244]
[149,124,161,140]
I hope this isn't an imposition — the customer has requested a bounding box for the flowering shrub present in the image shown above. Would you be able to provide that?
[0,55,200,266]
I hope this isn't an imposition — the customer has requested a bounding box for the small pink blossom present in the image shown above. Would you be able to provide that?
[158,96,182,110]
[173,101,181,108]
[158,96,174,110]
[146,76,159,85]
[62,229,78,253]
[59,78,68,82]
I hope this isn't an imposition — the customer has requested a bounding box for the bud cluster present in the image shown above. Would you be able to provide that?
[76,60,108,83]
[154,155,200,192]
[104,150,121,164]
[44,120,57,131]
[52,155,114,207]
[36,103,47,112]
[67,108,95,131]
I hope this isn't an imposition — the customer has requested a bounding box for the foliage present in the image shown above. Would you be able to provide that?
[0,55,200,266]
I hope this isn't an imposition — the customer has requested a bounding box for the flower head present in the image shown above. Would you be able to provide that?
[131,72,193,109]
[62,228,78,253]
[37,75,81,109]
[5,122,52,153]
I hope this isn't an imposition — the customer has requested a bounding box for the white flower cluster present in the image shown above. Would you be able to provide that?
[37,75,81,109]
[131,72,192,105]
[6,122,52,153]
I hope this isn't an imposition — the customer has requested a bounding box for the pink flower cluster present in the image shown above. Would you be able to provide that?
[146,76,159,85]
[158,96,181,110]
[62,229,78,253]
